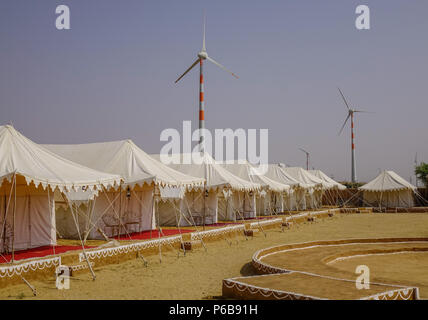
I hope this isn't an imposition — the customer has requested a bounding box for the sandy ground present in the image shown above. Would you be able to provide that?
[331,251,428,298]
[1,213,428,300]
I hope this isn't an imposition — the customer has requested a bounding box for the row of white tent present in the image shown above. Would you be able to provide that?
[0,125,343,253]
[1,124,420,255]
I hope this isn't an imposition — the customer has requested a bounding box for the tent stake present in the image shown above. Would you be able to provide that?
[20,276,36,296]
[137,251,148,267]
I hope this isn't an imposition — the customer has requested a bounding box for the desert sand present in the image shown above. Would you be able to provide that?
[1,213,428,300]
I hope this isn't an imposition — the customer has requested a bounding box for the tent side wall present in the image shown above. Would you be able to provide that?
[0,183,56,252]
[363,189,415,208]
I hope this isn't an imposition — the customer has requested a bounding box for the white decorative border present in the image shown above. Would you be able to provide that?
[223,276,322,300]
[79,236,181,262]
[363,287,418,300]
[250,238,424,300]
[0,257,61,278]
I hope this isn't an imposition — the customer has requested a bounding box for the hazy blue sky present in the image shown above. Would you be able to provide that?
[1,1,427,182]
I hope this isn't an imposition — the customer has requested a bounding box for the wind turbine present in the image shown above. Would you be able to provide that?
[175,15,238,151]
[298,148,310,170]
[337,88,372,183]
[415,152,418,187]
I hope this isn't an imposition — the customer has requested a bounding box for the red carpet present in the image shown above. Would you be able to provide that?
[0,230,196,263]
[0,245,94,264]
[115,228,195,241]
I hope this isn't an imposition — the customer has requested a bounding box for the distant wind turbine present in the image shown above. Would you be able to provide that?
[415,152,418,187]
[337,88,373,183]
[298,148,310,170]
[175,14,238,151]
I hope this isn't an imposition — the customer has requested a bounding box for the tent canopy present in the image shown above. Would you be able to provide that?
[220,161,290,193]
[360,170,416,192]
[264,164,301,188]
[44,140,204,188]
[151,152,261,192]
[309,170,347,190]
[280,166,323,189]
[0,125,121,192]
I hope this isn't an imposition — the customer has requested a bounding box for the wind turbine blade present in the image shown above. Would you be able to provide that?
[175,58,200,83]
[354,110,374,113]
[338,88,351,110]
[206,56,239,79]
[202,12,206,51]
[299,148,308,154]
[338,113,351,136]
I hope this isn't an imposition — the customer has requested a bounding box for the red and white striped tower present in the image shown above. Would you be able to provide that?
[338,88,368,184]
[199,58,205,151]
[175,15,238,154]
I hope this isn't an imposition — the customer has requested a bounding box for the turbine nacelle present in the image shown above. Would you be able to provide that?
[197,51,208,60]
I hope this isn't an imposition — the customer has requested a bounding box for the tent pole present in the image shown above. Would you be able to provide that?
[119,185,122,238]
[180,196,207,251]
[173,200,184,257]
[156,198,162,263]
[68,201,96,280]
[2,195,6,254]
[253,191,265,237]
[150,186,154,240]
[1,177,15,256]
[11,172,16,263]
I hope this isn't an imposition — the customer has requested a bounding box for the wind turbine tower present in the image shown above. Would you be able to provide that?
[337,88,372,183]
[175,15,238,152]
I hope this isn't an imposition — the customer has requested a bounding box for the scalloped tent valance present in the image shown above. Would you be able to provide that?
[44,140,205,189]
[0,125,121,192]
[150,152,261,192]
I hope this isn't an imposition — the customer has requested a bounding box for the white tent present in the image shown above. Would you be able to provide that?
[309,169,347,206]
[360,170,416,208]
[0,125,121,253]
[151,153,261,223]
[309,170,346,190]
[263,165,303,211]
[220,161,290,216]
[280,167,324,210]
[44,140,204,239]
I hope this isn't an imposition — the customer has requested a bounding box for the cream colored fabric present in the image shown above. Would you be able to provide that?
[281,167,323,189]
[0,194,56,251]
[264,165,301,188]
[264,165,314,211]
[309,170,347,190]
[151,153,260,191]
[56,187,156,239]
[360,170,416,208]
[0,125,121,192]
[45,140,205,236]
[221,162,290,193]
[0,125,121,250]
[44,140,204,188]
[280,167,324,210]
[221,162,288,217]
[157,189,218,227]
[363,189,415,208]
[360,170,416,192]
